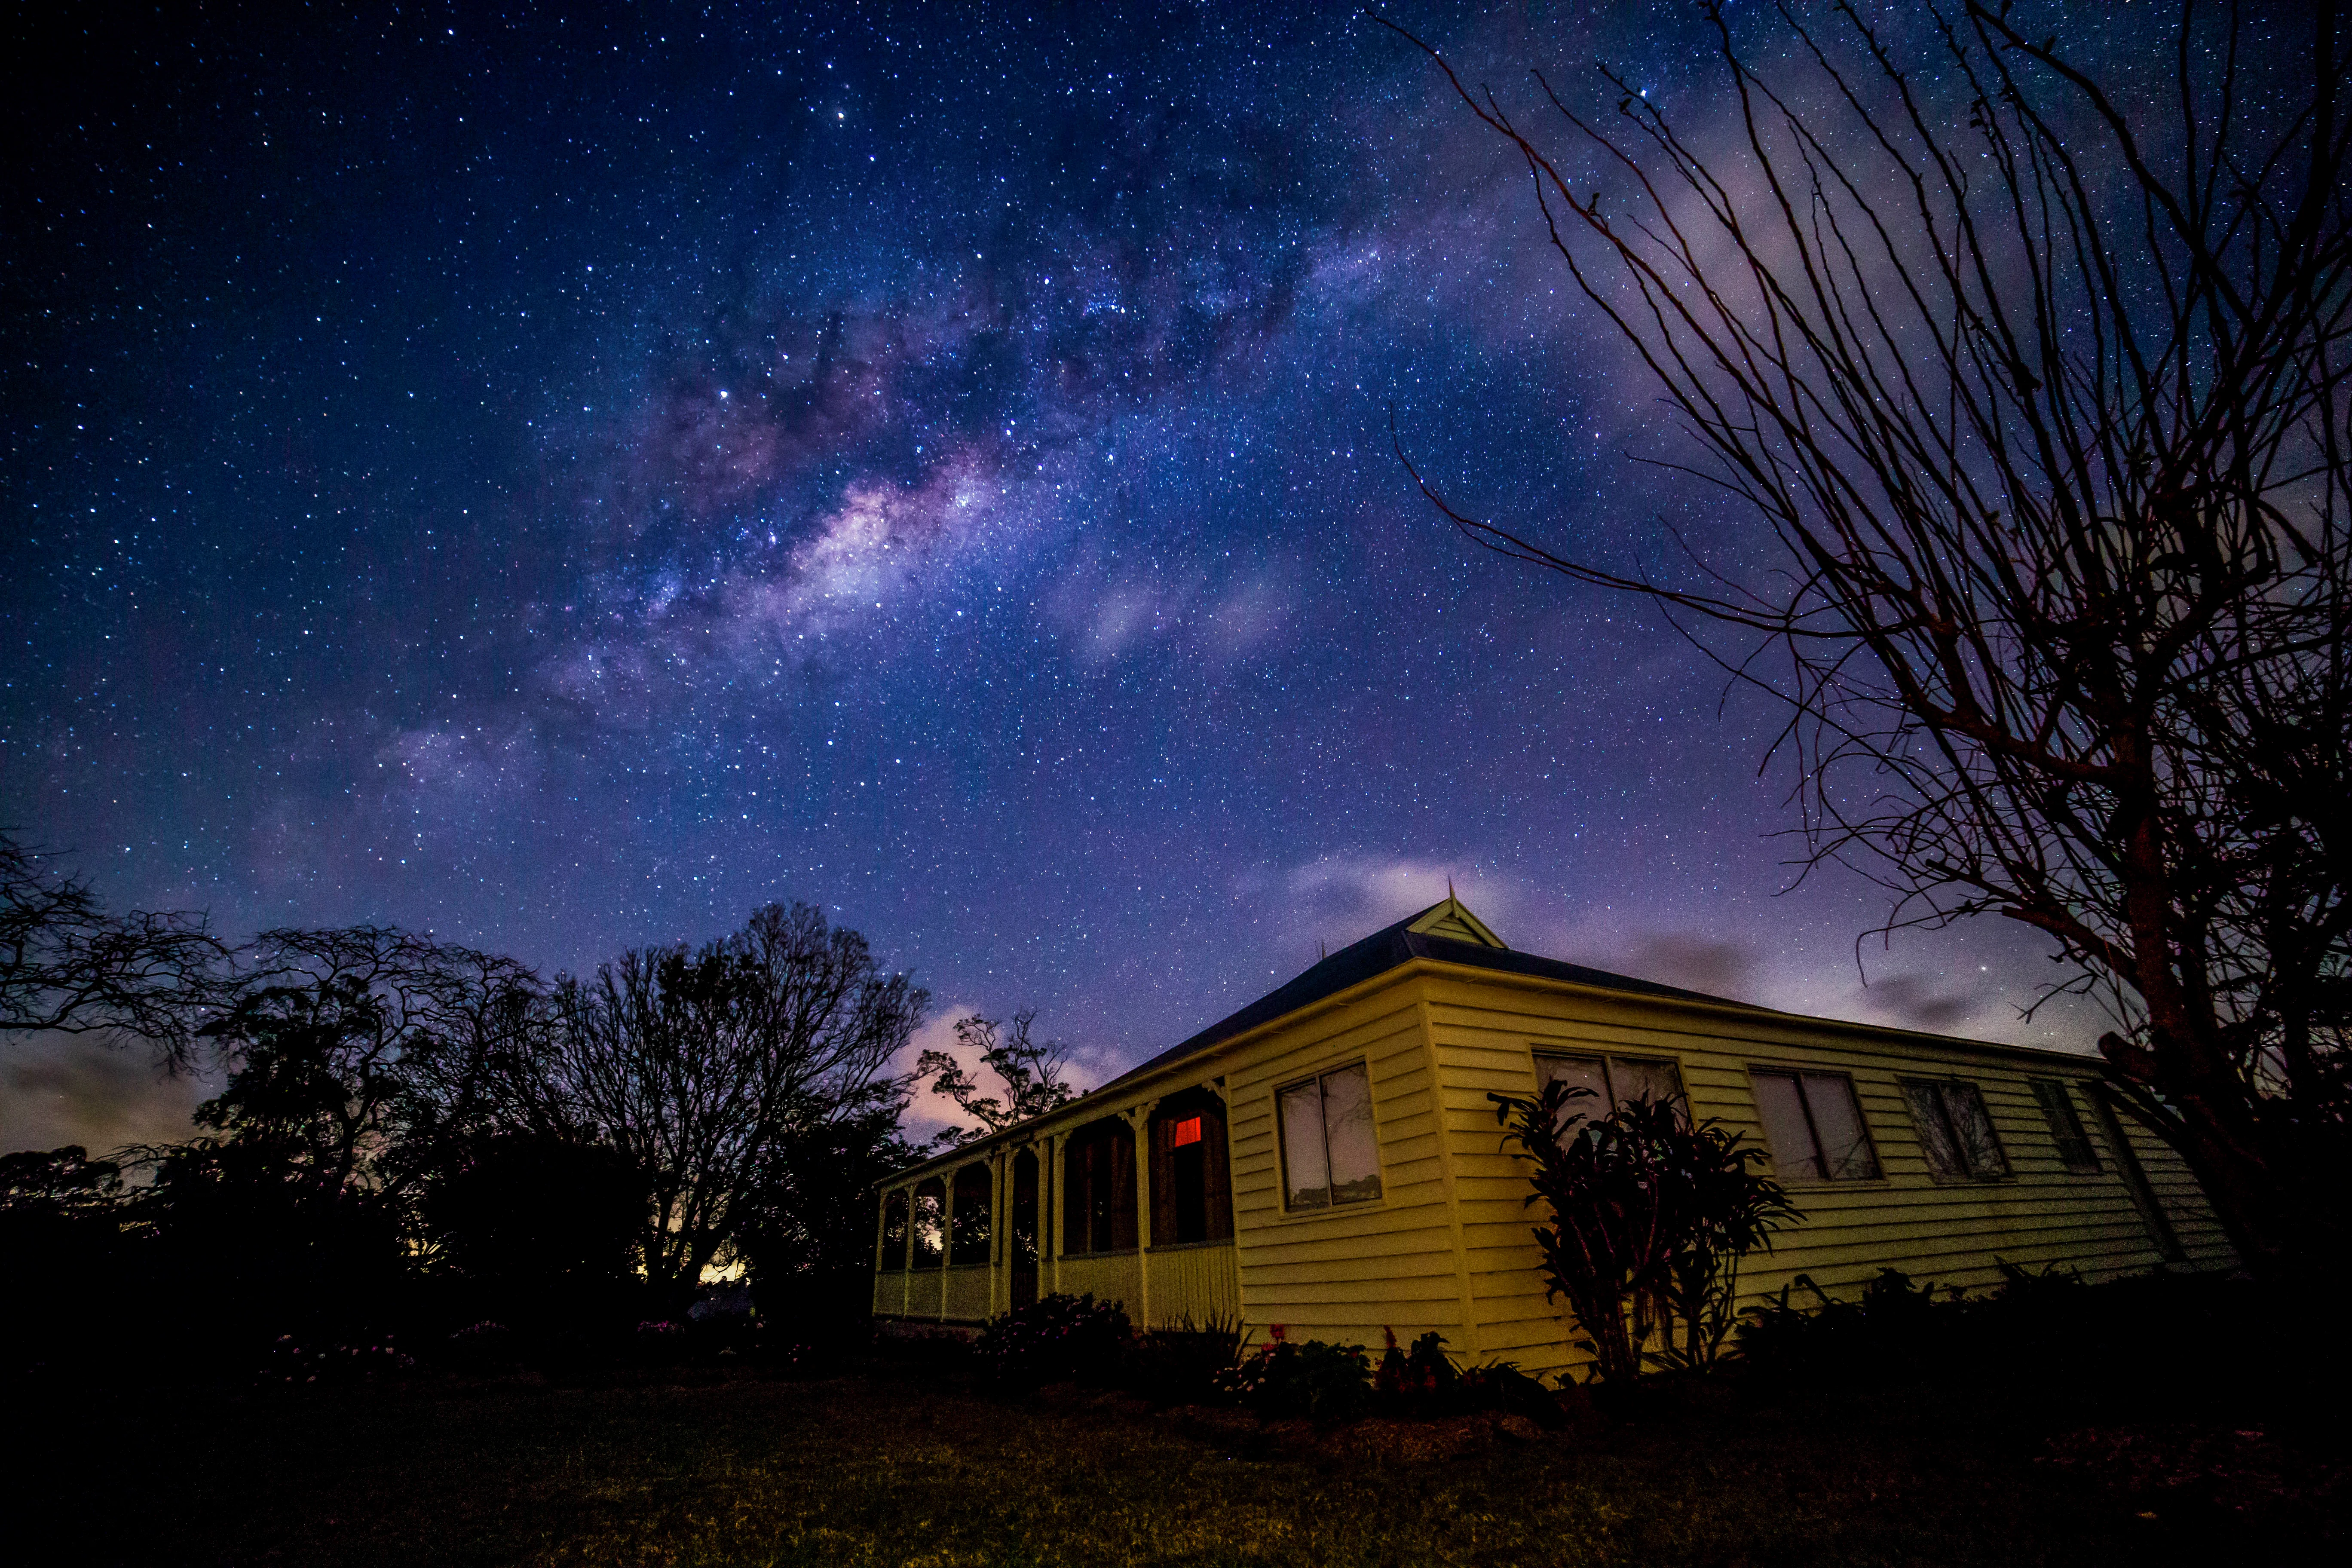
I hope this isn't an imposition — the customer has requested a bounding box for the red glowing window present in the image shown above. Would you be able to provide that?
[1171,1115,1202,1148]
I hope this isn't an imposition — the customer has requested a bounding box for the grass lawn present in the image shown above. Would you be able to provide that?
[18,1358,2338,1568]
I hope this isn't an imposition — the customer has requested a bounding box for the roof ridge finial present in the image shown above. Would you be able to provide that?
[1447,874,1456,902]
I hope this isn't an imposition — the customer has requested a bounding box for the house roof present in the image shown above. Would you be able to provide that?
[1101,894,1727,1096]
[881,894,2103,1185]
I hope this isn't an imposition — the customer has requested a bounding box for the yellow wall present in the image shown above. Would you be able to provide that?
[1218,983,1469,1353]
[872,959,2234,1378]
[1414,966,2234,1379]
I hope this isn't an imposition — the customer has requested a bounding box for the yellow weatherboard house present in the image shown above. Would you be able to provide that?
[872,897,2232,1380]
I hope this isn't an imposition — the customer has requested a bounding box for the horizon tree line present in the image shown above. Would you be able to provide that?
[0,828,1056,1360]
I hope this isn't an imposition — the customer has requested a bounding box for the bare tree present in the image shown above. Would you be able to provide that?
[1390,1,2350,1276]
[0,831,229,1062]
[546,903,926,1303]
[153,926,548,1204]
[916,1008,1078,1145]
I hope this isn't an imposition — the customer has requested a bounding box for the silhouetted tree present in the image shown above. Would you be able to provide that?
[544,903,927,1307]
[916,1008,1078,1145]
[129,968,415,1344]
[1396,2,2352,1277]
[117,928,544,1344]
[422,1132,649,1333]
[0,830,227,1062]
[734,1098,924,1330]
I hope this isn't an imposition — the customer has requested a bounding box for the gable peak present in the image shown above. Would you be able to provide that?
[1407,895,1506,949]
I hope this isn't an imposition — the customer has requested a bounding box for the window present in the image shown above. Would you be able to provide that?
[878,1189,909,1271]
[1150,1093,1233,1246]
[1749,1069,1882,1182]
[1062,1120,1137,1255]
[949,1163,992,1264]
[1901,1079,2011,1180]
[1534,1051,1686,1133]
[2031,1081,2101,1174]
[910,1176,946,1265]
[1277,1061,1382,1211]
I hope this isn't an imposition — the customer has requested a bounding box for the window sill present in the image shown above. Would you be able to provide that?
[1271,1197,1388,1222]
[1057,1247,1140,1260]
[1144,1237,1235,1254]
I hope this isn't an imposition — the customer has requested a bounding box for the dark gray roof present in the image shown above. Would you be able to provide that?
[1093,901,1730,1097]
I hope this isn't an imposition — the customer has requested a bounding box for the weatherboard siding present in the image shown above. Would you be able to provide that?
[1057,1250,1144,1314]
[1415,968,2236,1379]
[1143,1242,1240,1328]
[1222,986,1467,1350]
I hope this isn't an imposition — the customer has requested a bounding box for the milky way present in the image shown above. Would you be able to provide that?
[2,4,2119,1142]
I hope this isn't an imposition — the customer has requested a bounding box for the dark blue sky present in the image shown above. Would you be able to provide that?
[3,3,2104,1144]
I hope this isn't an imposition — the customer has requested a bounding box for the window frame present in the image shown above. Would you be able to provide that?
[1531,1048,1689,1132]
[877,1188,910,1272]
[1273,1059,1385,1215]
[948,1162,993,1265]
[2030,1079,2102,1174]
[1745,1066,1885,1184]
[1060,1118,1138,1257]
[1899,1077,2013,1182]
[1148,1089,1234,1248]
[910,1176,948,1266]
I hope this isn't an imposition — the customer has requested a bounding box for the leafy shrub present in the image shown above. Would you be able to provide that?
[1374,1329,1561,1426]
[1124,1314,1249,1405]
[1490,1081,1795,1383]
[976,1292,1131,1387]
[1735,1263,2116,1388]
[1214,1326,1375,1423]
[1373,1328,1457,1405]
[1736,1268,1958,1384]
[1456,1360,1563,1426]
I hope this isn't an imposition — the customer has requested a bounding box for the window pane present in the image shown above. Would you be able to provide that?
[1903,1081,1967,1178]
[1279,1080,1331,1209]
[1321,1063,1382,1205]
[951,1165,992,1265]
[1610,1057,1684,1115]
[1537,1054,1609,1138]
[1944,1082,2009,1177]
[1062,1139,1088,1254]
[1751,1071,1823,1180]
[1105,1121,1137,1251]
[912,1180,946,1265]
[1800,1074,1880,1179]
[2033,1081,2100,1173]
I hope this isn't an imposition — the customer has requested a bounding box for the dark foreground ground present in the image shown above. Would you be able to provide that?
[13,1358,2343,1568]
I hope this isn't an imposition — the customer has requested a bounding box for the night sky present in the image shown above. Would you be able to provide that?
[3,3,2109,1148]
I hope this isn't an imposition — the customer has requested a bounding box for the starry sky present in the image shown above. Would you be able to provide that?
[3,2,2115,1148]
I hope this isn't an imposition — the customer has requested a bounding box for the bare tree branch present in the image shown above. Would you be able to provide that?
[1388,0,2352,1276]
